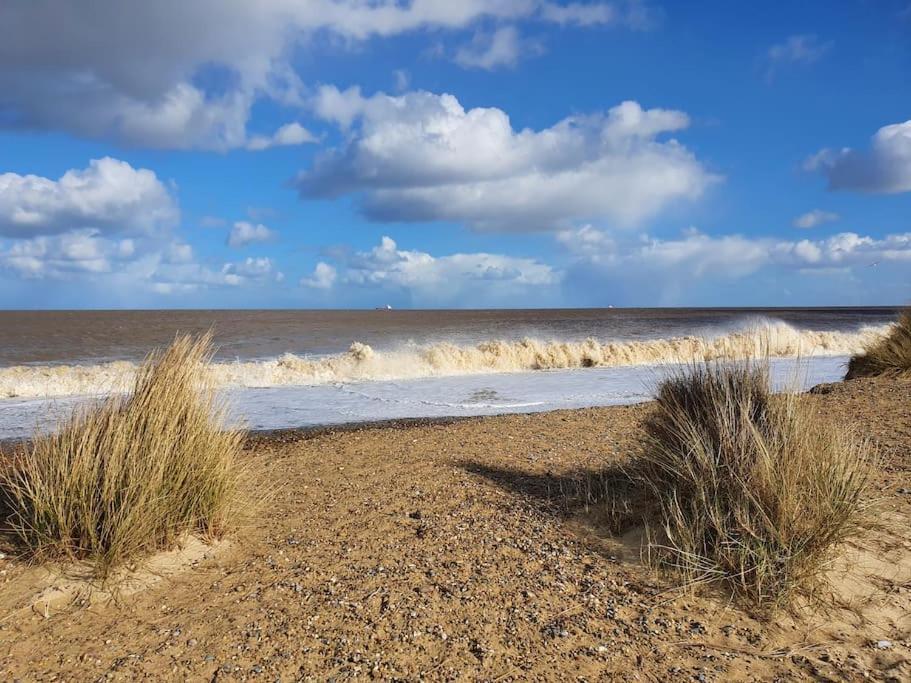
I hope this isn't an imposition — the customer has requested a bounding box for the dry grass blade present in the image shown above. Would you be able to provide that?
[846,308,911,379]
[0,333,245,579]
[637,357,874,609]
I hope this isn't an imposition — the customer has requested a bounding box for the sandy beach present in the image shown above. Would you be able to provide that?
[0,375,908,681]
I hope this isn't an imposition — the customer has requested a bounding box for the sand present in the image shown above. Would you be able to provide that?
[0,376,909,681]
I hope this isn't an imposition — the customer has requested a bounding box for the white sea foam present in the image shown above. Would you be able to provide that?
[0,320,890,399]
[0,356,852,440]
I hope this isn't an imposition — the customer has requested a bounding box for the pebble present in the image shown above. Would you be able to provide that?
[875,640,892,650]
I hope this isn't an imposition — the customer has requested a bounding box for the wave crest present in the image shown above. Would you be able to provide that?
[0,321,890,399]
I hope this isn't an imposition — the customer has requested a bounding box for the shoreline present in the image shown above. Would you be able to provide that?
[0,407,589,454]
[3,377,847,453]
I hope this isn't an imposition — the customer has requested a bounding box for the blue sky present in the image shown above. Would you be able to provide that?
[0,0,909,309]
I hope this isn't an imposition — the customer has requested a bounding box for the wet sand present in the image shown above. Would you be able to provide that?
[0,376,909,681]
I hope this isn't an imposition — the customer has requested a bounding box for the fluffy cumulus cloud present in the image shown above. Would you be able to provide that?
[792,209,839,229]
[1,231,136,279]
[0,156,287,294]
[301,236,557,303]
[0,0,625,149]
[299,89,717,231]
[0,229,285,293]
[301,262,338,290]
[221,257,282,283]
[0,158,178,238]
[558,225,911,284]
[806,119,911,194]
[245,122,318,151]
[227,221,276,248]
[149,256,283,295]
[556,225,911,304]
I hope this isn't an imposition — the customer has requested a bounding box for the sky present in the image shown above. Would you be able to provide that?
[0,0,909,309]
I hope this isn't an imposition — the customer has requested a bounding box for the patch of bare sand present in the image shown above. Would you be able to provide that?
[0,377,908,681]
[796,526,911,639]
[0,536,229,619]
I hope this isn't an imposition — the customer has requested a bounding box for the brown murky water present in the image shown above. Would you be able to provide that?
[0,307,899,365]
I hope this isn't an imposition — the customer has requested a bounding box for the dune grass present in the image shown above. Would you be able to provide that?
[0,333,244,579]
[846,309,911,380]
[638,359,873,608]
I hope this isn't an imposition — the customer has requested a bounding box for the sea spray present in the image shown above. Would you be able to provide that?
[0,321,892,399]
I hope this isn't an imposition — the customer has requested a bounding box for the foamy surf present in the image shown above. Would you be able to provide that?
[0,320,890,400]
[0,356,852,441]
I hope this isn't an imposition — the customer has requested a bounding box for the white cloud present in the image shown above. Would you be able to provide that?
[0,229,284,293]
[150,256,281,293]
[555,226,911,305]
[301,90,717,231]
[454,26,538,70]
[0,158,179,238]
[0,231,132,278]
[558,228,771,278]
[301,262,338,290]
[558,226,911,280]
[346,236,557,285]
[118,239,136,259]
[245,122,318,151]
[540,2,614,25]
[764,34,831,80]
[227,221,276,248]
[307,236,558,303]
[312,85,368,129]
[540,1,659,28]
[806,119,911,194]
[0,1,629,149]
[792,209,839,229]
[221,256,279,282]
[166,242,194,264]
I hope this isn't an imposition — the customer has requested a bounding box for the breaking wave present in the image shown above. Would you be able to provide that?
[0,320,890,400]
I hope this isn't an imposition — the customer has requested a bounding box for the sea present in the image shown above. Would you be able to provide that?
[0,307,899,440]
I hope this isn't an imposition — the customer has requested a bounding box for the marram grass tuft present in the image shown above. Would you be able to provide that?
[846,309,911,379]
[0,333,245,579]
[638,358,874,608]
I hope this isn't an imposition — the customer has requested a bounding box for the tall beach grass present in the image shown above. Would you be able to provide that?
[0,333,244,579]
[846,308,911,379]
[638,358,873,608]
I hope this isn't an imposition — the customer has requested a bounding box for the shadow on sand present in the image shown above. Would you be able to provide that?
[0,443,34,560]
[457,460,657,565]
